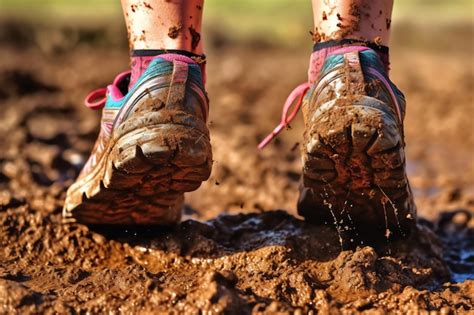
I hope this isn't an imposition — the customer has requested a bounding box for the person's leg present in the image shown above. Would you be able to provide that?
[306,0,393,82]
[303,0,415,241]
[121,0,206,87]
[260,0,415,242]
[311,0,393,46]
[63,0,211,225]
[122,0,204,54]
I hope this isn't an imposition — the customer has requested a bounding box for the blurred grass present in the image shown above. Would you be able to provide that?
[0,0,472,46]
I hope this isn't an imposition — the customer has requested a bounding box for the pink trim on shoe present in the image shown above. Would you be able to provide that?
[108,70,130,101]
[84,70,130,109]
[84,54,201,110]
[329,46,369,56]
[158,54,196,64]
[130,53,207,88]
[158,53,207,85]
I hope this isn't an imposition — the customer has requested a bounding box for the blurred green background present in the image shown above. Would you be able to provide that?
[0,0,472,47]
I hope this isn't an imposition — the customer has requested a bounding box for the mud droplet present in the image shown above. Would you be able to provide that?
[188,26,201,50]
[322,11,327,20]
[168,24,183,39]
[139,30,146,41]
[374,36,382,46]
[143,2,152,10]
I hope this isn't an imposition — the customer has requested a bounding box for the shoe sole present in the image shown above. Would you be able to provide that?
[298,95,416,239]
[63,109,212,225]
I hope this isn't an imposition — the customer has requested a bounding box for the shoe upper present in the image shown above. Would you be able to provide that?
[259,46,406,149]
[304,47,406,127]
[79,54,208,179]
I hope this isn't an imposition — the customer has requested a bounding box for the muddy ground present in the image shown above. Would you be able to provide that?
[0,20,473,313]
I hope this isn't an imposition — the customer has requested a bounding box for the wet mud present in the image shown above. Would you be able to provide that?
[0,21,473,313]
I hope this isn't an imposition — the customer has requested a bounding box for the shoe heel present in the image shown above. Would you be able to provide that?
[111,123,212,189]
[299,95,416,238]
[64,58,212,224]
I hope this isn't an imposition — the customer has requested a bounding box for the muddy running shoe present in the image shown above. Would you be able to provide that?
[260,45,416,239]
[63,54,212,224]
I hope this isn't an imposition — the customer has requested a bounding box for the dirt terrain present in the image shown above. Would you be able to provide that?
[0,20,473,313]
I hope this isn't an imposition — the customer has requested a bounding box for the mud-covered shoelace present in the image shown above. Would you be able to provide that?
[84,70,131,110]
[258,82,310,150]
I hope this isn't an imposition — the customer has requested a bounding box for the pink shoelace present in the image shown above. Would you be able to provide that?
[257,82,310,150]
[84,88,108,110]
[84,71,131,110]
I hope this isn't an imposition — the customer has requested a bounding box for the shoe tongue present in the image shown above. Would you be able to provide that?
[128,53,205,90]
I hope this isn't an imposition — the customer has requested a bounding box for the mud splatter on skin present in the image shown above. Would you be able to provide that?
[196,4,202,10]
[139,30,146,41]
[131,4,138,13]
[143,2,153,10]
[168,23,182,39]
[323,3,362,42]
[188,25,201,50]
[322,11,328,21]
[310,27,326,44]
[386,18,392,30]
[374,36,382,46]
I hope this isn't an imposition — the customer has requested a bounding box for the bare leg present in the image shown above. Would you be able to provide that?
[311,0,393,46]
[121,0,204,54]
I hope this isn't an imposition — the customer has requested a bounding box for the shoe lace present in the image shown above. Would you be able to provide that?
[84,88,108,110]
[84,70,132,110]
[258,82,310,149]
